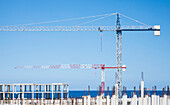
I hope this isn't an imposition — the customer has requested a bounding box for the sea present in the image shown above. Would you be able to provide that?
[69,90,165,98]
[1,90,166,99]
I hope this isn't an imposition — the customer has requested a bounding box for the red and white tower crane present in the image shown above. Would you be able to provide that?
[15,64,126,96]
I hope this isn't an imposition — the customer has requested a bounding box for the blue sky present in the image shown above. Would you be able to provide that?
[0,0,170,90]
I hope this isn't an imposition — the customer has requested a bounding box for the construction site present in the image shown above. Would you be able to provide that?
[0,78,169,105]
[1,12,168,105]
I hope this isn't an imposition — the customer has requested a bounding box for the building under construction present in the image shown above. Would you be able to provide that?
[0,80,169,105]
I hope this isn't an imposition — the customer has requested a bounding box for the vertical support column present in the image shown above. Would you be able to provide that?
[98,95,102,105]
[63,85,66,99]
[3,84,5,100]
[20,85,22,99]
[42,92,44,105]
[122,95,127,105]
[32,85,34,99]
[41,85,43,105]
[32,84,34,104]
[12,84,14,105]
[115,84,118,97]
[87,85,90,105]
[52,84,53,103]
[111,94,118,105]
[0,85,2,100]
[101,65,105,97]
[61,85,63,99]
[55,85,57,99]
[122,87,127,105]
[13,84,14,101]
[61,85,63,105]
[25,85,27,99]
[111,86,118,105]
[106,87,110,105]
[106,95,110,105]
[39,85,42,99]
[152,88,157,105]
[156,95,160,105]
[167,86,170,105]
[87,95,90,105]
[83,96,86,105]
[58,85,60,99]
[141,72,144,98]
[139,72,144,105]
[131,94,137,105]
[49,85,51,99]
[22,85,24,99]
[116,13,122,103]
[96,96,99,105]
[7,85,10,99]
[36,85,38,99]
[45,85,47,99]
[144,95,148,105]
[163,87,167,105]
[67,85,69,98]
[29,85,31,99]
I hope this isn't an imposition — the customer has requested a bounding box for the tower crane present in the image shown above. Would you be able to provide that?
[14,64,127,97]
[0,13,160,103]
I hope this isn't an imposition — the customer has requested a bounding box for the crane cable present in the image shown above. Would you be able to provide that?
[100,33,103,52]
[120,13,152,27]
[75,13,116,26]
[8,13,117,26]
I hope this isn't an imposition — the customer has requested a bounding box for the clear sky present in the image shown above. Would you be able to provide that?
[0,0,169,90]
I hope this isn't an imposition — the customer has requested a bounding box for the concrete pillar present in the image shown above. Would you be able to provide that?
[115,84,118,97]
[10,100,13,105]
[99,95,102,105]
[163,95,168,105]
[141,81,144,98]
[96,96,99,105]
[32,85,34,99]
[106,95,110,105]
[83,96,86,105]
[61,85,63,105]
[73,98,76,105]
[42,92,44,105]
[12,84,14,105]
[156,95,160,105]
[22,85,24,105]
[160,97,163,105]
[52,84,53,102]
[96,95,102,105]
[144,95,149,105]
[148,96,152,105]
[111,95,118,105]
[122,95,127,105]
[131,95,137,105]
[3,84,4,100]
[61,85,63,99]
[87,95,90,105]
[168,98,170,105]
[152,95,160,105]
[138,98,142,105]
[67,85,69,98]
[152,95,156,105]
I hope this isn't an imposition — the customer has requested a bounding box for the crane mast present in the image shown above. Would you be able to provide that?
[116,13,122,99]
